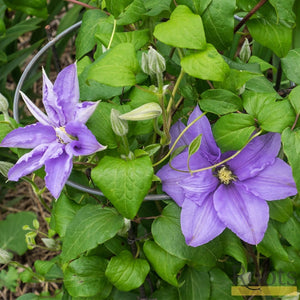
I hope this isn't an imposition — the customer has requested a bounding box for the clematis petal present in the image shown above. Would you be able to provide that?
[20,91,52,126]
[241,158,297,200]
[181,196,226,247]
[42,68,66,126]
[214,183,269,245]
[179,169,219,206]
[0,123,56,149]
[169,120,189,150]
[44,147,73,199]
[187,106,221,163]
[157,149,209,206]
[65,121,106,156]
[53,64,79,123]
[74,101,99,124]
[227,132,281,181]
[7,144,49,181]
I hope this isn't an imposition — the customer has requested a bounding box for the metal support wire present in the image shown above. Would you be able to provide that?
[13,20,171,201]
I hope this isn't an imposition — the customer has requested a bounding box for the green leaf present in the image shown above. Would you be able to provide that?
[179,268,210,300]
[258,100,295,132]
[78,57,124,101]
[105,250,150,291]
[143,0,172,16]
[60,205,124,262]
[51,193,81,238]
[276,216,300,251]
[0,18,41,51]
[268,0,296,24]
[220,229,247,269]
[248,55,276,72]
[91,155,153,219]
[86,102,130,149]
[242,90,277,118]
[106,0,133,17]
[288,85,300,114]
[152,203,223,268]
[257,221,289,261]
[143,240,186,286]
[201,0,235,50]
[181,44,229,81]
[212,113,256,152]
[272,246,300,274]
[282,49,300,85]
[154,5,206,50]
[34,260,63,281]
[0,212,36,255]
[193,0,212,15]
[96,29,150,51]
[0,266,18,292]
[87,43,139,87]
[117,0,147,25]
[151,286,179,300]
[75,9,108,59]
[3,0,47,18]
[269,198,293,223]
[64,256,112,298]
[188,134,202,157]
[210,268,243,300]
[247,18,292,58]
[215,69,262,93]
[200,89,243,115]
[282,128,300,193]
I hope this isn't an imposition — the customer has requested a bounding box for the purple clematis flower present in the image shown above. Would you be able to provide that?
[0,64,106,199]
[157,105,297,246]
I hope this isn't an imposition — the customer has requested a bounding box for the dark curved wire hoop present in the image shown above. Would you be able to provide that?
[13,21,171,201]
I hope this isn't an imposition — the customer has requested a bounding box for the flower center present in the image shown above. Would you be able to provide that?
[216,166,236,185]
[55,126,76,144]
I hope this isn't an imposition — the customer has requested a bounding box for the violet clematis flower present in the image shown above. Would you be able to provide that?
[157,105,297,246]
[0,64,106,199]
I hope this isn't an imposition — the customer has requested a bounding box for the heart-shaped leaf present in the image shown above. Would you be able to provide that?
[91,155,154,219]
[105,250,150,291]
[181,44,229,81]
[154,5,206,49]
[87,43,139,87]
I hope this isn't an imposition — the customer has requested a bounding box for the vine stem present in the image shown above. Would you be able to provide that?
[169,130,263,174]
[64,0,98,9]
[234,0,268,33]
[107,19,117,50]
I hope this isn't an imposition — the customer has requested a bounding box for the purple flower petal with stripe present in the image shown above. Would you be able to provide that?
[157,105,297,246]
[0,63,106,199]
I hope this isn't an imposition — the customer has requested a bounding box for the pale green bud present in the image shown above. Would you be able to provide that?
[141,47,166,76]
[33,219,39,230]
[110,108,128,137]
[119,102,162,121]
[239,38,251,63]
[41,238,58,250]
[117,218,131,237]
[0,248,13,264]
[0,161,13,178]
[0,93,9,113]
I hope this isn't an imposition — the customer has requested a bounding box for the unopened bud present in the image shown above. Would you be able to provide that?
[141,47,166,76]
[119,102,162,121]
[117,218,131,237]
[239,38,251,63]
[0,248,13,264]
[0,93,9,113]
[110,109,128,137]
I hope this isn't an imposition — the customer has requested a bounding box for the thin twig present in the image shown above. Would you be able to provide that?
[234,0,268,33]
[64,0,98,9]
[291,113,299,131]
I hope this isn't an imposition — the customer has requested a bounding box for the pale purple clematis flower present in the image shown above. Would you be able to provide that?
[157,105,297,246]
[0,64,106,199]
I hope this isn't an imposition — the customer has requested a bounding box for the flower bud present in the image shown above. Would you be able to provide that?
[239,38,251,63]
[110,108,128,137]
[0,248,13,264]
[0,93,9,113]
[119,102,162,121]
[141,47,166,76]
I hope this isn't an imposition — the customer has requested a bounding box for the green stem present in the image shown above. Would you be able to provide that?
[107,18,117,49]
[169,130,263,174]
[153,112,206,167]
[121,135,130,156]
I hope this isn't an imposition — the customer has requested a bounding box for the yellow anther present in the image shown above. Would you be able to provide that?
[217,166,236,185]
